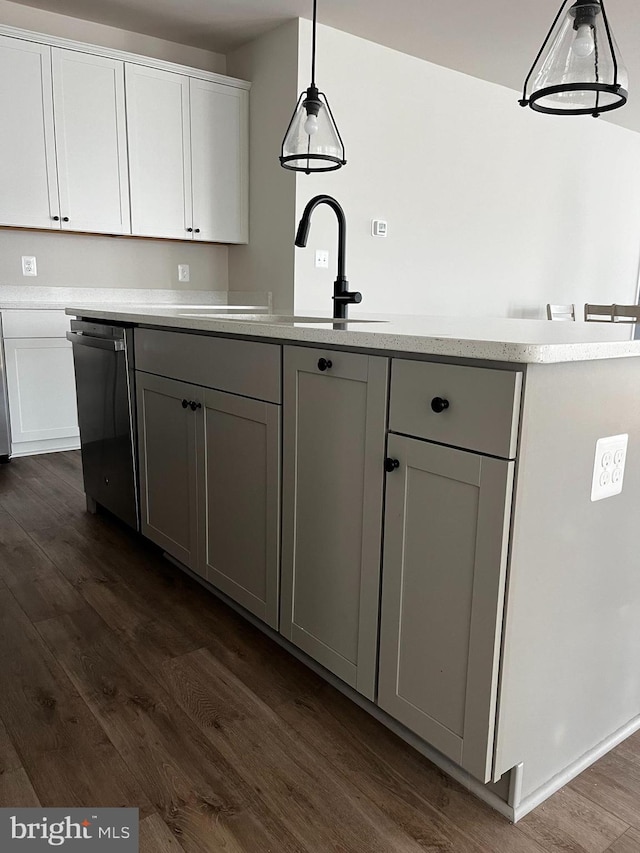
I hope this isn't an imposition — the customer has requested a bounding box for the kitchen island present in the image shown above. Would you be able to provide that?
[65,306,640,822]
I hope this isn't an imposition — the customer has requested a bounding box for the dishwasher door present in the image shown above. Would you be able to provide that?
[0,315,10,460]
[67,322,139,530]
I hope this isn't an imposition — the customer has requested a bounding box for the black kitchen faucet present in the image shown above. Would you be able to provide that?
[295,195,362,320]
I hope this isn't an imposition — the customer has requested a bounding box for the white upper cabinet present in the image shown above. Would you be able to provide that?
[0,27,249,243]
[0,38,130,234]
[126,64,192,240]
[0,36,59,229]
[51,48,130,234]
[127,64,249,244]
[190,79,248,244]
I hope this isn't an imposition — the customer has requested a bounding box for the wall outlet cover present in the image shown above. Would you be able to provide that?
[372,219,388,237]
[178,264,190,283]
[21,256,37,276]
[315,250,329,269]
[591,434,628,501]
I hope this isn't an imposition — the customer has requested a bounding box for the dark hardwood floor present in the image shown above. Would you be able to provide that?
[0,451,639,852]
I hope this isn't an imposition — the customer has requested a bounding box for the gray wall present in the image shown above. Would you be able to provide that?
[226,21,299,313]
[496,358,640,799]
[292,20,640,320]
[0,230,228,292]
[0,0,226,72]
[0,0,229,293]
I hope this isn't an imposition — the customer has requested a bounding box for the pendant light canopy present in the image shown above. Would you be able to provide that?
[519,0,627,117]
[280,0,346,174]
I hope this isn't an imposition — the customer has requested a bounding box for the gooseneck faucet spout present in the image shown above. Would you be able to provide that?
[295,194,362,320]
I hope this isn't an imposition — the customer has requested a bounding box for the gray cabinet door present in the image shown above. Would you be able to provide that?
[281,346,388,700]
[378,433,514,783]
[136,371,199,571]
[198,388,281,628]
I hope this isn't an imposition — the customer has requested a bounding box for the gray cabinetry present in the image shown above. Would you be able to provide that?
[280,346,389,700]
[136,371,200,572]
[199,388,280,628]
[135,335,521,786]
[378,358,520,783]
[135,331,282,626]
[390,359,522,458]
[135,328,281,404]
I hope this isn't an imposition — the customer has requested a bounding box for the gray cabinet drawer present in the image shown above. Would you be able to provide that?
[390,359,522,459]
[134,328,281,404]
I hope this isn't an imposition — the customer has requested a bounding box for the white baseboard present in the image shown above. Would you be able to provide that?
[513,712,640,822]
[11,437,80,457]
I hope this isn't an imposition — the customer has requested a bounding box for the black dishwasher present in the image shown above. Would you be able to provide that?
[67,320,139,530]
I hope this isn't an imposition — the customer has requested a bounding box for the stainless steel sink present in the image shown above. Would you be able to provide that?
[177,312,386,324]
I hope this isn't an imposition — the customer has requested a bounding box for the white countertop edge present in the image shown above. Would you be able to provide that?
[0,302,270,311]
[64,306,640,364]
[0,286,271,312]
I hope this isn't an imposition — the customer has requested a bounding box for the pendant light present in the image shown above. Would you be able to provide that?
[519,0,627,117]
[280,0,346,173]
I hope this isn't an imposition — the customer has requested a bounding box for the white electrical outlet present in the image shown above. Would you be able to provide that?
[178,264,190,283]
[371,219,388,237]
[21,256,37,276]
[591,434,628,501]
[315,250,329,269]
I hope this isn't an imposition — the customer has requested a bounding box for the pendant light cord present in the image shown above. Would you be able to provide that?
[311,0,317,86]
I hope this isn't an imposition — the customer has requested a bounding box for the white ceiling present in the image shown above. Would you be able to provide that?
[9,0,640,133]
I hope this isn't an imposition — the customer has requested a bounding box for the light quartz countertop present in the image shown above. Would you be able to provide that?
[64,306,640,364]
[0,286,271,311]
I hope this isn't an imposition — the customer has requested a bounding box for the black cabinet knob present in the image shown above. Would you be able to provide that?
[186,227,193,233]
[189,401,202,411]
[181,399,189,408]
[384,458,400,473]
[317,358,333,372]
[194,228,200,234]
[52,215,60,221]
[431,396,450,414]
[62,216,69,222]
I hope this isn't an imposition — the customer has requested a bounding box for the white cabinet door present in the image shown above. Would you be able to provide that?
[126,64,192,240]
[190,79,248,244]
[4,338,79,455]
[52,48,130,234]
[0,36,59,229]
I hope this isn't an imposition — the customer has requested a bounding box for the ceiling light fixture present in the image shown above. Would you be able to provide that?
[280,0,346,173]
[519,0,627,117]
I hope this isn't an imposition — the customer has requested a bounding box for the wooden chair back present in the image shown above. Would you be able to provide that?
[584,304,640,323]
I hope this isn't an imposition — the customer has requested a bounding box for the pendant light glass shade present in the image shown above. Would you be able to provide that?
[520,0,627,117]
[280,0,346,173]
[281,85,346,173]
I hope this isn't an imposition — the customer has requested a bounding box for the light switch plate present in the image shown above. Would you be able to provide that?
[178,264,190,283]
[372,219,388,237]
[591,434,628,501]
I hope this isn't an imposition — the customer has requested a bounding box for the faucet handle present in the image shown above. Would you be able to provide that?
[334,291,362,306]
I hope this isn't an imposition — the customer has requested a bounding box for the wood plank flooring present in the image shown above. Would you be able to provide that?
[0,451,638,852]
